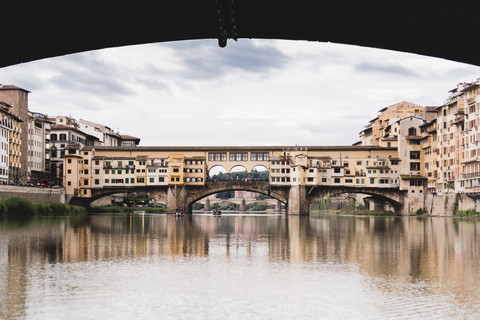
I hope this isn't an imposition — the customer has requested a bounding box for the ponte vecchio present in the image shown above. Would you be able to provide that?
[64,144,425,215]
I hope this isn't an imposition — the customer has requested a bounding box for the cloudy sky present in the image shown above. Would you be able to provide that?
[1,39,480,146]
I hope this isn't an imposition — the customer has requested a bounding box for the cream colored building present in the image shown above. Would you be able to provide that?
[360,101,424,146]
[0,102,15,183]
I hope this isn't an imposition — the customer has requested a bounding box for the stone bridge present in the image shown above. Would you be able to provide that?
[72,181,404,214]
[305,185,405,214]
[2,2,480,67]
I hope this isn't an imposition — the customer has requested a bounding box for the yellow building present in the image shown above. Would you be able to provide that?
[360,101,424,146]
[8,112,22,183]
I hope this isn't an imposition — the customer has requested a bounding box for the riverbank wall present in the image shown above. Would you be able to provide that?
[0,185,65,204]
[425,193,480,216]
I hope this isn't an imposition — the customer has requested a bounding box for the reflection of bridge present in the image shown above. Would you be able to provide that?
[195,197,282,212]
[73,180,405,215]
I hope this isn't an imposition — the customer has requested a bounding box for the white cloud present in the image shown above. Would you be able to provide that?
[1,39,480,146]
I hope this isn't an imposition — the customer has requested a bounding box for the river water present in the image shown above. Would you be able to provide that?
[1,213,479,320]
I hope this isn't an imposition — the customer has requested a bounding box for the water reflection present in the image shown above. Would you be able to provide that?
[1,213,480,319]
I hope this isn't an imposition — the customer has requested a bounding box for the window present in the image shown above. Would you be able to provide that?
[322,178,327,182]
[95,169,99,174]
[410,151,420,159]
[84,179,88,185]
[229,152,248,161]
[105,179,109,183]
[334,178,340,183]
[208,152,227,161]
[118,161,122,167]
[159,177,164,182]
[370,178,375,184]
[84,159,88,165]
[150,178,154,183]
[83,190,87,195]
[307,177,314,182]
[410,162,421,171]
[67,169,71,174]
[137,177,145,183]
[345,179,353,183]
[250,152,269,161]
[95,160,99,165]
[129,161,134,165]
[67,181,71,186]
[334,168,341,173]
[84,152,88,155]
[173,168,179,173]
[67,159,72,164]
[95,179,99,185]
[117,170,121,174]
[84,169,89,174]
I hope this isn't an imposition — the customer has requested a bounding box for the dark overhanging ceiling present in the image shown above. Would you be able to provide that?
[2,1,480,68]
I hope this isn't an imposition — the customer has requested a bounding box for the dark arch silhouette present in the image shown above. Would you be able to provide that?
[2,1,480,68]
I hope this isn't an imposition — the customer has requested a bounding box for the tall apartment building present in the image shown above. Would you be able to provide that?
[0,102,17,183]
[27,112,53,184]
[458,81,480,193]
[0,85,29,183]
[435,90,465,192]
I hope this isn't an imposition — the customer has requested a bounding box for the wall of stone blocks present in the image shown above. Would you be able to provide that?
[0,185,65,204]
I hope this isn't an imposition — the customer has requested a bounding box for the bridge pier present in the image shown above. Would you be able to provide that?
[167,185,188,214]
[287,185,309,215]
[276,200,282,213]
[240,199,246,211]
[204,198,211,211]
[368,198,386,211]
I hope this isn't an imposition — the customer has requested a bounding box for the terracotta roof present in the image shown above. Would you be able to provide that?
[0,84,30,92]
[120,135,140,140]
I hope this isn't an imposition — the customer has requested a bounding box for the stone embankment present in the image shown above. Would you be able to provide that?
[426,193,480,216]
[0,185,65,204]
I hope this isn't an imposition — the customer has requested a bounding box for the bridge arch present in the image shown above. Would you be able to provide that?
[229,165,248,180]
[306,186,404,214]
[1,2,479,68]
[186,181,288,213]
[208,165,228,179]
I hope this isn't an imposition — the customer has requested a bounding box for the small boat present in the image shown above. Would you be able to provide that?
[175,210,186,217]
[133,210,146,214]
